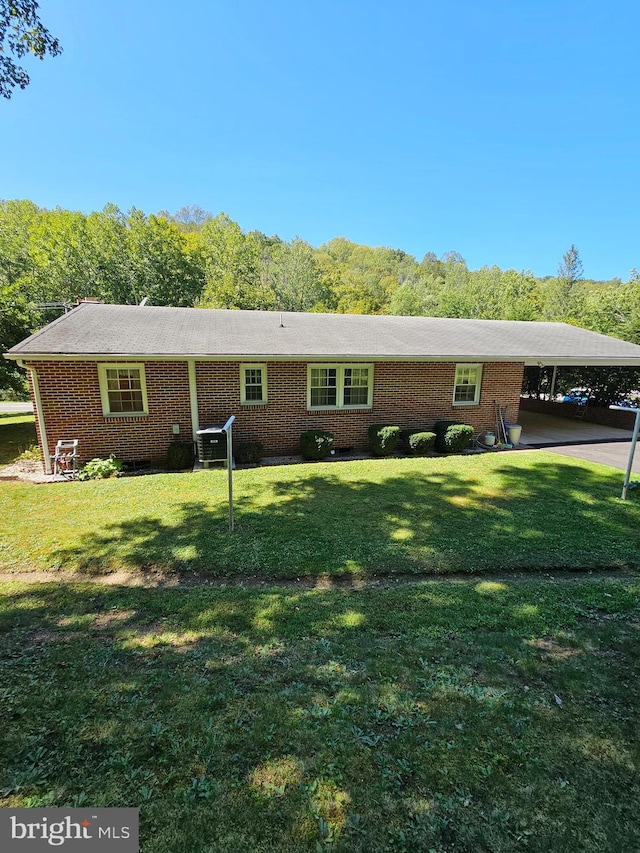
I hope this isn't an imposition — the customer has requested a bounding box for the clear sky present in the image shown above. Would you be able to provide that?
[2,0,639,280]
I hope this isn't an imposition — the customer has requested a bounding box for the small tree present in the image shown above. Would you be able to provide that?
[545,244,583,321]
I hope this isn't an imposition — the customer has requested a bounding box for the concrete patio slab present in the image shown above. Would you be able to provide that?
[516,409,639,475]
[517,410,631,447]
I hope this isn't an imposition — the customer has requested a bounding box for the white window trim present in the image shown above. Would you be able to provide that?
[240,363,268,405]
[307,363,374,411]
[452,363,482,406]
[98,362,149,417]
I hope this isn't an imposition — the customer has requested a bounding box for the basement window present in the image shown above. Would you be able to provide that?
[98,363,148,416]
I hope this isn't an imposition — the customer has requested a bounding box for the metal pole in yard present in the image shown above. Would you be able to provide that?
[223,415,236,531]
[610,405,640,500]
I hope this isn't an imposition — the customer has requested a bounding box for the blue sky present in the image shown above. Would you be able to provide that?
[2,0,639,280]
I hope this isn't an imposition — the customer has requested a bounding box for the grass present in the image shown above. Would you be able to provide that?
[0,576,638,852]
[0,412,37,466]
[0,452,638,577]
[1,431,638,849]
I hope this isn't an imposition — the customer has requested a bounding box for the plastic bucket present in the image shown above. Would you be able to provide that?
[484,432,496,447]
[508,424,522,445]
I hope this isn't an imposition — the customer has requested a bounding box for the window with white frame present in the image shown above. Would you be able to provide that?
[98,363,148,416]
[453,363,482,405]
[307,364,373,410]
[240,364,267,404]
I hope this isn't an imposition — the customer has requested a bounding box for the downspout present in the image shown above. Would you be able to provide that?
[19,361,52,475]
[188,359,199,442]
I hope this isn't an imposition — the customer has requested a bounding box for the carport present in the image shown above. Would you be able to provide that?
[517,410,640,476]
[517,410,633,447]
[515,324,640,471]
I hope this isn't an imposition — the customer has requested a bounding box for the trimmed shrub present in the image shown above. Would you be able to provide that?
[434,419,462,452]
[368,424,400,457]
[300,430,334,461]
[442,424,474,453]
[407,431,436,455]
[235,441,264,465]
[167,441,195,471]
[399,428,420,448]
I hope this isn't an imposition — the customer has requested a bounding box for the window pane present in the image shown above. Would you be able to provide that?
[311,387,337,407]
[245,384,263,401]
[454,365,480,403]
[344,385,369,405]
[310,367,337,406]
[454,385,476,402]
[106,368,144,413]
[244,367,264,401]
[343,367,369,405]
[311,368,336,387]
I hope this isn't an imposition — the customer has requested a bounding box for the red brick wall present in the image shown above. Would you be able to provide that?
[28,358,525,463]
[29,360,192,465]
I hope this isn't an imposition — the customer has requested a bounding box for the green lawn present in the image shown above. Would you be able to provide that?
[1,442,639,850]
[1,576,638,852]
[0,412,37,465]
[0,452,638,578]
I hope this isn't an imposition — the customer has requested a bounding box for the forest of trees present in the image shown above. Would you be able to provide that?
[2,199,640,394]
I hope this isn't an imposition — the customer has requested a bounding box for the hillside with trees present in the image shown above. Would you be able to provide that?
[2,200,639,394]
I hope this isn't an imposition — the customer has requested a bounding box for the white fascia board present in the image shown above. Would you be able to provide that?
[7,353,640,366]
[5,352,524,363]
[522,358,640,367]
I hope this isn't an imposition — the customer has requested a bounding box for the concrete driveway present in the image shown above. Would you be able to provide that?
[518,410,639,474]
[543,440,640,474]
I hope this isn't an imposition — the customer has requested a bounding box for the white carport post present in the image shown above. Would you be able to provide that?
[549,365,558,400]
[610,405,640,500]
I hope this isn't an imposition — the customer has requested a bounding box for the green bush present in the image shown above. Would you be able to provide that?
[77,455,123,480]
[399,428,420,447]
[407,431,436,455]
[300,430,334,461]
[235,441,264,465]
[16,444,41,462]
[442,424,474,453]
[368,424,400,457]
[434,419,462,452]
[167,441,195,471]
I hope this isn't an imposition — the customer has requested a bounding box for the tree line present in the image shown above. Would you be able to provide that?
[2,199,639,393]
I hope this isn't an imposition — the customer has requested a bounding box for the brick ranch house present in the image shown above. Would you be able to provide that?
[7,301,640,473]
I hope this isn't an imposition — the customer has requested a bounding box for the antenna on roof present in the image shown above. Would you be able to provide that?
[279,313,284,327]
[139,297,149,307]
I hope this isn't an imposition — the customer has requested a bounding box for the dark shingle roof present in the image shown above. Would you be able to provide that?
[7,302,640,366]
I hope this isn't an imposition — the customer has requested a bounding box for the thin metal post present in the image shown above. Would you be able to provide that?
[610,406,640,500]
[227,422,234,531]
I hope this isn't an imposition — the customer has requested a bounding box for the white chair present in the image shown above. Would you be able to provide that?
[52,439,79,478]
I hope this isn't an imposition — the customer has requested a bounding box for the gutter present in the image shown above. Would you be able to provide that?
[17,360,52,475]
[6,353,640,367]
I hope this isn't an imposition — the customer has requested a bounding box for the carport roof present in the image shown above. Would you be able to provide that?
[7,302,640,366]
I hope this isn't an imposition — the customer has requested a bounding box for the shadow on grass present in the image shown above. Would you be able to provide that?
[52,458,640,578]
[0,580,638,852]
